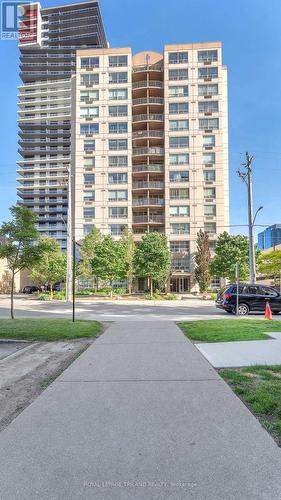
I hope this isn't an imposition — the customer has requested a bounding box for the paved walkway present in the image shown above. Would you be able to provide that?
[196,332,281,367]
[0,321,281,499]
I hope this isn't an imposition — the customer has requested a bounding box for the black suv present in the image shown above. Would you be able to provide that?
[22,286,39,294]
[216,284,281,315]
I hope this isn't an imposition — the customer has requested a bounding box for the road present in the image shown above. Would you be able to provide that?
[0,294,275,322]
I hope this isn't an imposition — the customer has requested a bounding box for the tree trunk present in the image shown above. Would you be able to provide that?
[50,283,53,300]
[11,271,15,320]
[128,277,132,295]
[150,278,153,297]
[110,280,113,298]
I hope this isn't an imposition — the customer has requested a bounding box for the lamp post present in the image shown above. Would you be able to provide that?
[72,238,81,322]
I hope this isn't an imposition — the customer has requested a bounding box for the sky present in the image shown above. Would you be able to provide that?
[0,0,281,240]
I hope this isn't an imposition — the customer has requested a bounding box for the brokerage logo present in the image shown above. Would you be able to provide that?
[1,1,36,41]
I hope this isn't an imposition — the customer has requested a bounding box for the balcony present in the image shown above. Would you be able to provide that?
[132,113,163,123]
[132,215,164,224]
[132,164,164,173]
[132,97,164,106]
[132,181,164,190]
[132,198,164,207]
[132,130,164,140]
[133,147,164,156]
[132,80,163,90]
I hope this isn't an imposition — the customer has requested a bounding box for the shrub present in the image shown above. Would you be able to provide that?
[53,291,66,300]
[37,293,51,301]
[112,287,128,295]
[163,293,177,300]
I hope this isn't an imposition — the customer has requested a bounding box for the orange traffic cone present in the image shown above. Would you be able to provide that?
[265,301,272,320]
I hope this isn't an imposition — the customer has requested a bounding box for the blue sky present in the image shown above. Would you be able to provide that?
[1,0,281,239]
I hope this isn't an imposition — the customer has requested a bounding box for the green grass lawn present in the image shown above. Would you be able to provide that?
[178,319,281,343]
[220,366,281,446]
[0,319,102,342]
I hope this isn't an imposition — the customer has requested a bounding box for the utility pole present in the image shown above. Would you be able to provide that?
[237,152,256,283]
[66,167,72,302]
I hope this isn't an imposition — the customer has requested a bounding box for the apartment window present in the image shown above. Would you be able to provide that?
[108,190,128,201]
[109,156,128,167]
[84,157,95,167]
[169,120,189,131]
[203,170,216,181]
[80,74,99,86]
[84,140,95,152]
[204,205,216,215]
[108,172,128,184]
[198,50,218,62]
[108,105,128,117]
[109,207,128,218]
[169,154,189,165]
[83,191,95,202]
[109,55,128,67]
[204,222,216,234]
[109,88,128,100]
[109,139,128,150]
[199,101,219,113]
[81,57,99,69]
[169,171,189,183]
[170,205,190,217]
[84,174,95,185]
[84,224,95,235]
[203,135,215,146]
[80,107,99,117]
[83,207,95,219]
[109,224,127,235]
[198,67,218,79]
[199,118,219,130]
[204,187,216,199]
[168,51,188,64]
[203,152,215,164]
[170,223,190,234]
[172,258,190,271]
[109,122,128,134]
[169,69,188,81]
[198,84,218,96]
[109,72,128,84]
[169,102,188,114]
[80,90,99,102]
[170,188,189,200]
[170,241,190,253]
[169,136,189,149]
[168,85,188,97]
[80,123,99,135]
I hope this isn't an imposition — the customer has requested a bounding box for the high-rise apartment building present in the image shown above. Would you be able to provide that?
[73,44,229,292]
[17,1,107,250]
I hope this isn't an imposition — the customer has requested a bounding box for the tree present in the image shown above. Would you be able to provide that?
[194,230,211,293]
[31,236,66,298]
[0,206,45,319]
[209,231,256,281]
[133,232,171,296]
[91,235,126,296]
[77,228,101,281]
[258,250,281,287]
[120,229,135,294]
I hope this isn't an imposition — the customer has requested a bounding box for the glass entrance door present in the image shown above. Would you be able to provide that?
[170,277,190,293]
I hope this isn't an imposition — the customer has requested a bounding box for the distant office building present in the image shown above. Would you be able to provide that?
[258,224,281,251]
[73,43,229,292]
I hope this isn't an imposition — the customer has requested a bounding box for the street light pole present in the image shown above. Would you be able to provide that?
[66,167,72,302]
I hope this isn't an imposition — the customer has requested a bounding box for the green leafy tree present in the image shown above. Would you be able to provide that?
[91,235,126,296]
[0,206,46,318]
[258,250,281,287]
[31,236,66,298]
[77,228,101,281]
[120,229,135,294]
[133,232,171,296]
[194,230,211,293]
[209,231,255,281]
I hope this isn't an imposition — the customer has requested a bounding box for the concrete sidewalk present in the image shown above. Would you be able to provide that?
[0,321,281,499]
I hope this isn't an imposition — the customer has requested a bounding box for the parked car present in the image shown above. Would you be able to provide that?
[216,284,281,315]
[22,286,39,294]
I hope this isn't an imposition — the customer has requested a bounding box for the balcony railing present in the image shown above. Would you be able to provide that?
[133,64,163,73]
[133,147,164,156]
[132,215,164,223]
[132,130,164,139]
[132,113,163,123]
[132,181,164,190]
[132,80,163,89]
[132,198,164,207]
[132,164,164,173]
[132,97,164,106]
